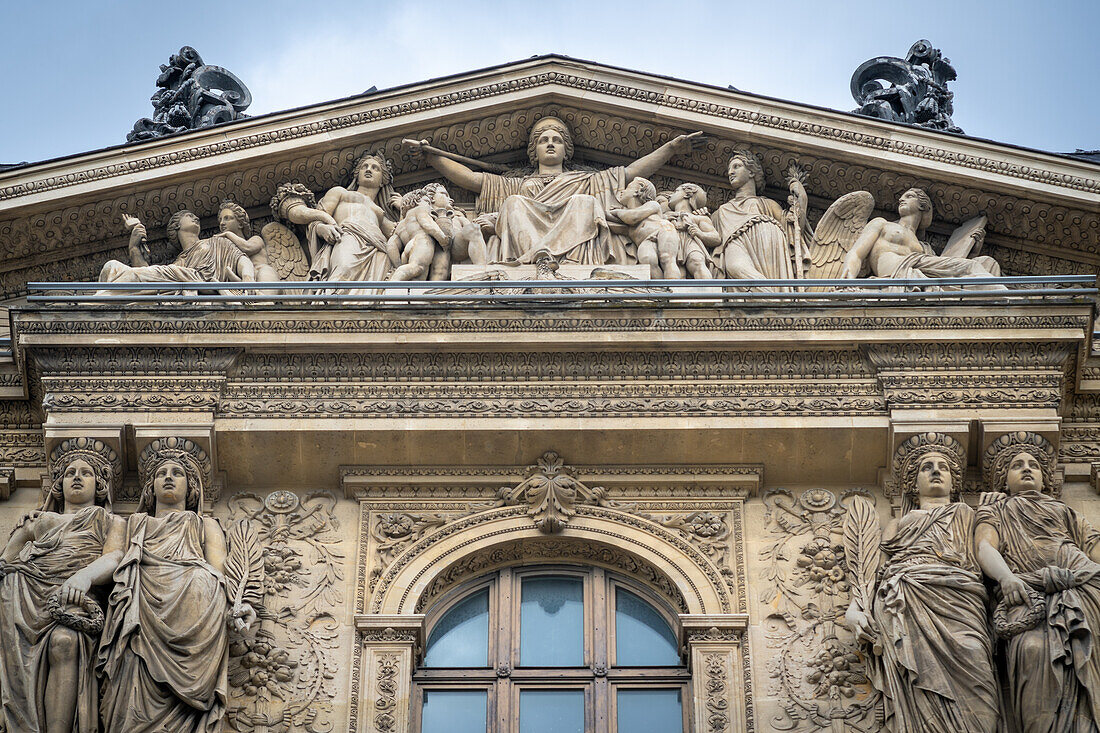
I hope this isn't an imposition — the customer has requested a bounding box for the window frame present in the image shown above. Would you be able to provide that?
[414,564,692,733]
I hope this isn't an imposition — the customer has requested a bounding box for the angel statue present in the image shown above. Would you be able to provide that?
[216,200,309,287]
[975,432,1100,731]
[711,153,813,285]
[272,153,399,290]
[843,432,998,733]
[403,116,706,268]
[97,210,256,295]
[831,188,1004,289]
[0,437,124,733]
[98,437,263,733]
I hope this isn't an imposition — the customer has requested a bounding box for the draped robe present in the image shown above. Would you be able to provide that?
[710,196,794,279]
[873,503,999,733]
[98,511,228,733]
[0,506,111,733]
[99,235,249,291]
[477,167,630,265]
[976,492,1100,733]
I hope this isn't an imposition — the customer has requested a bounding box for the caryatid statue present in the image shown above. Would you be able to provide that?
[844,432,999,733]
[98,437,262,733]
[403,116,706,267]
[0,437,125,733]
[98,210,256,295]
[975,432,1100,731]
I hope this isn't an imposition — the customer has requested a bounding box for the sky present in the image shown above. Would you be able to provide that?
[0,0,1097,165]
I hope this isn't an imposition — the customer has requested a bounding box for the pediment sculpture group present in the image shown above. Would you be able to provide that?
[0,437,261,733]
[97,116,1004,294]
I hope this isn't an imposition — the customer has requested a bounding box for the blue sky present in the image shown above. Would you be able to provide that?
[1,0,1096,165]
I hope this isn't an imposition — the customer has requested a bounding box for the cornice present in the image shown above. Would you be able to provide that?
[2,58,1096,209]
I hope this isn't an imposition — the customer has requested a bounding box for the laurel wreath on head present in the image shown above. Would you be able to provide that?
[992,587,1046,639]
[47,587,104,636]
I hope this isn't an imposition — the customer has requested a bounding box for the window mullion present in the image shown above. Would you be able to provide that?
[497,568,515,733]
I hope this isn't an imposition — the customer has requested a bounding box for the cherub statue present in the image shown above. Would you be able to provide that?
[217,200,309,285]
[0,437,125,733]
[664,182,718,280]
[386,183,457,282]
[843,433,998,733]
[608,177,683,279]
[975,432,1100,730]
[97,210,256,295]
[98,437,262,733]
[836,188,1004,289]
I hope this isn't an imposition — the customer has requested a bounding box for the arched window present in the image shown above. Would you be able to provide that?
[414,566,688,733]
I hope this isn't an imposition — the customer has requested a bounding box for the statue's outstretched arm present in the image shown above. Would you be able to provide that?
[625,132,706,181]
[404,139,485,194]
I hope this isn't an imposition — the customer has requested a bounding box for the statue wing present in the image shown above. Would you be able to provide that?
[842,495,882,614]
[224,518,265,610]
[940,215,987,259]
[807,191,875,280]
[260,222,310,280]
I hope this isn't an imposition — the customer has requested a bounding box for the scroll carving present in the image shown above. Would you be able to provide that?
[225,490,344,733]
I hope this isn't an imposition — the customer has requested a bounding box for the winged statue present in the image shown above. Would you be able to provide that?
[786,172,996,288]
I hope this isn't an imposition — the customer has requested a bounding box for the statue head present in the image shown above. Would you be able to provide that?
[137,437,209,514]
[671,182,708,211]
[218,200,252,239]
[45,437,120,512]
[618,177,657,205]
[727,151,765,194]
[984,431,1055,495]
[527,117,574,167]
[898,188,933,235]
[348,152,393,192]
[894,432,965,510]
[166,210,201,249]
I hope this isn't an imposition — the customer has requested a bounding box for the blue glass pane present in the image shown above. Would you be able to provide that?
[520,576,584,666]
[424,589,489,667]
[616,689,682,732]
[615,589,679,666]
[519,689,585,733]
[422,690,487,733]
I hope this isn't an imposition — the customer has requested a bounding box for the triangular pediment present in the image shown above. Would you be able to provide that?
[0,55,1096,298]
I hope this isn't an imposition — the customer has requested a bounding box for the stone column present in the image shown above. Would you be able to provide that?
[681,614,750,733]
[354,614,424,733]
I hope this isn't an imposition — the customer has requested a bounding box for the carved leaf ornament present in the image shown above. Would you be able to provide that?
[496,451,612,533]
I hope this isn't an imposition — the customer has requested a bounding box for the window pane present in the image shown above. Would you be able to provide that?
[617,689,682,733]
[520,690,585,733]
[615,588,679,666]
[520,576,584,666]
[422,690,487,733]
[424,588,489,667]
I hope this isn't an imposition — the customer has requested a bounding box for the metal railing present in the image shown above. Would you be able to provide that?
[24,275,1097,306]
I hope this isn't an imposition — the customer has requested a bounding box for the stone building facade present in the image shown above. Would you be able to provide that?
[0,56,1097,732]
